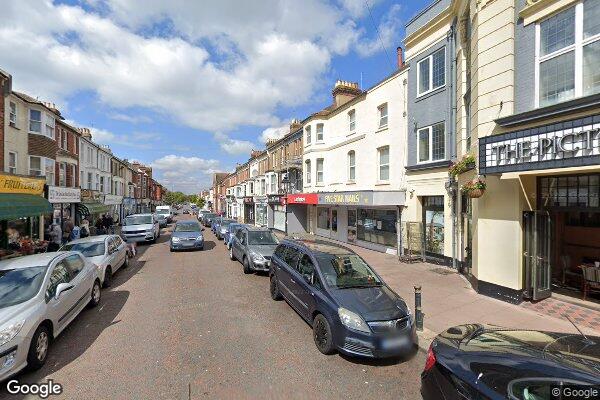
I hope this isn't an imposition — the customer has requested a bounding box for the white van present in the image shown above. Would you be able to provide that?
[155,205,173,223]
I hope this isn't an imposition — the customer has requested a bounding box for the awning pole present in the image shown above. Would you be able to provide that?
[518,175,533,211]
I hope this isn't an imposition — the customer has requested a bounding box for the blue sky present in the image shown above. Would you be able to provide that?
[1,0,429,193]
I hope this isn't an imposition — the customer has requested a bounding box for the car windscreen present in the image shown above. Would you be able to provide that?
[204,214,217,219]
[61,242,106,257]
[247,231,279,245]
[0,266,48,308]
[174,224,201,232]
[316,254,382,289]
[124,215,153,226]
[221,221,234,228]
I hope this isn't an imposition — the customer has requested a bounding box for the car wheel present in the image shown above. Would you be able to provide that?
[27,324,51,371]
[123,256,129,268]
[243,256,252,274]
[270,276,282,300]
[170,247,174,252]
[229,247,235,261]
[313,314,335,355]
[89,279,101,308]
[102,267,112,288]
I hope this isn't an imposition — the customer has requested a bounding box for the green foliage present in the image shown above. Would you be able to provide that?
[163,191,205,208]
[461,178,486,193]
[449,154,476,177]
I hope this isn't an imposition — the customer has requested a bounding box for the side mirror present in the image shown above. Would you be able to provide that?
[55,282,74,300]
[303,273,313,284]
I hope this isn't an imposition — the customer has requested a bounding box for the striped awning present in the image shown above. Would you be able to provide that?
[0,194,53,220]
[77,202,110,217]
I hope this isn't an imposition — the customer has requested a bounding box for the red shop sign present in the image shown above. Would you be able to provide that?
[286,193,318,205]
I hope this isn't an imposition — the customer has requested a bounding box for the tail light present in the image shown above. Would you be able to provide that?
[423,343,436,373]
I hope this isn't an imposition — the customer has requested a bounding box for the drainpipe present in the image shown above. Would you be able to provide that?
[397,205,403,259]
[448,21,458,271]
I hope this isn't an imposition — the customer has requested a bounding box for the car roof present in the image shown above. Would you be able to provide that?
[0,252,70,270]
[243,226,272,232]
[126,213,153,217]
[176,220,199,225]
[66,235,111,244]
[282,235,355,256]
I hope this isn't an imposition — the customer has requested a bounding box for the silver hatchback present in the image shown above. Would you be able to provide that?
[0,252,101,381]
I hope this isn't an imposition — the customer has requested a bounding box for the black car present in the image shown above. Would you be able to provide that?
[421,324,600,400]
[269,236,416,359]
[202,213,217,227]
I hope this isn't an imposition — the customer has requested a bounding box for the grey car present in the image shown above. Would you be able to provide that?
[229,226,279,273]
[121,213,160,243]
[170,220,204,251]
[0,252,101,381]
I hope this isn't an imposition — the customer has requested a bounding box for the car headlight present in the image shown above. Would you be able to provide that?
[250,251,265,262]
[338,307,370,333]
[196,236,203,241]
[172,237,181,243]
[0,320,25,347]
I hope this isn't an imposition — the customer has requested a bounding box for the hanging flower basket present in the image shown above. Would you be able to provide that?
[449,154,476,177]
[461,178,486,198]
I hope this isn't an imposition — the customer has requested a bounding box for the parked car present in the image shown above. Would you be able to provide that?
[155,205,173,223]
[269,236,416,359]
[216,219,237,240]
[229,226,279,273]
[211,217,222,234]
[157,214,168,228]
[0,252,101,381]
[197,210,210,223]
[170,220,204,252]
[202,213,217,227]
[121,213,160,243]
[421,324,600,400]
[60,235,128,287]
[224,223,244,248]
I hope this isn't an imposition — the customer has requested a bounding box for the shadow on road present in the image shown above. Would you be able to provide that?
[1,290,130,399]
[203,241,217,251]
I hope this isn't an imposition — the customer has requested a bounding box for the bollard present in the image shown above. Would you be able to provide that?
[414,285,424,331]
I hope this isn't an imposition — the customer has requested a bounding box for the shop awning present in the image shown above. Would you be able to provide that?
[77,202,110,217]
[0,193,53,220]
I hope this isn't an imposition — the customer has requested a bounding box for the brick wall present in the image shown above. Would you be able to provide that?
[29,134,57,159]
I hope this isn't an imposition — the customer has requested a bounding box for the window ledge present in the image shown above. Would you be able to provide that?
[376,126,389,133]
[346,181,356,185]
[346,131,357,137]
[315,183,325,187]
[375,182,390,186]
[415,85,446,102]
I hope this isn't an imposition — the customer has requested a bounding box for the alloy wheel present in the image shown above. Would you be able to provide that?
[92,282,101,303]
[36,331,49,362]
[314,319,328,350]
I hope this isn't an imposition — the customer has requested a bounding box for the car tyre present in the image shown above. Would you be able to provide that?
[27,324,51,371]
[229,247,235,261]
[102,266,112,288]
[243,256,252,274]
[313,314,335,355]
[123,256,130,268]
[89,279,101,308]
[270,276,283,300]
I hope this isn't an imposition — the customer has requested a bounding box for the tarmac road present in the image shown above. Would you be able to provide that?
[1,214,425,400]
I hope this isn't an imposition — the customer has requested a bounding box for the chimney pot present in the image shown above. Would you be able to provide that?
[397,46,404,68]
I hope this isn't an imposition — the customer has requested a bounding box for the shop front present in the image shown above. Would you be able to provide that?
[104,194,124,224]
[267,194,286,232]
[285,193,317,235]
[254,196,267,227]
[123,197,136,217]
[243,196,255,224]
[477,113,600,304]
[0,173,53,259]
[47,186,81,239]
[77,189,110,232]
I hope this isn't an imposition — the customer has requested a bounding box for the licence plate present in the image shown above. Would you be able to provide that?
[381,336,409,350]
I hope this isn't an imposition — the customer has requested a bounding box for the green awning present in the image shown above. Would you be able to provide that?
[77,202,110,217]
[0,193,53,221]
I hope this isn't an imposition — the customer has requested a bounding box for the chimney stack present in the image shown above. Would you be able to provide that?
[397,46,404,69]
[79,127,92,139]
[289,118,302,133]
[332,80,362,108]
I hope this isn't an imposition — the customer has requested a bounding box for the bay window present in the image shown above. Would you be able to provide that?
[316,123,324,141]
[59,162,66,186]
[417,122,446,163]
[8,152,17,174]
[45,114,55,138]
[305,160,311,184]
[316,158,324,184]
[417,47,446,96]
[29,109,42,133]
[9,102,16,126]
[29,156,54,184]
[537,0,600,107]
[305,126,311,145]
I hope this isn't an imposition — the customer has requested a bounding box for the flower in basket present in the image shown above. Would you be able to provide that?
[449,154,476,177]
[461,178,486,198]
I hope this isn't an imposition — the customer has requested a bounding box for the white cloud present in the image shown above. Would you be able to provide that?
[0,0,400,137]
[151,155,221,193]
[109,112,153,124]
[355,4,403,58]
[213,132,255,155]
[260,124,289,143]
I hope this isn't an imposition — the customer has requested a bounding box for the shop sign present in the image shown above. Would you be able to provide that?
[104,194,123,205]
[0,173,45,195]
[481,116,600,174]
[318,191,373,206]
[287,193,318,205]
[254,196,267,204]
[267,195,284,205]
[47,186,81,203]
[244,196,254,204]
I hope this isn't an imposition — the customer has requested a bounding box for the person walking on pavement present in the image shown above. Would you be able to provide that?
[48,223,62,252]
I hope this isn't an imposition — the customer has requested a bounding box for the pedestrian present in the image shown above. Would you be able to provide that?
[107,213,115,234]
[127,240,137,257]
[62,218,73,244]
[48,223,62,252]
[95,216,105,235]
[80,218,90,238]
[69,225,81,241]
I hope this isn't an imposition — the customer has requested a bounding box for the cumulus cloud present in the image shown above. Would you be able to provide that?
[151,155,221,193]
[260,124,289,143]
[355,4,403,58]
[109,113,153,124]
[0,0,400,138]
